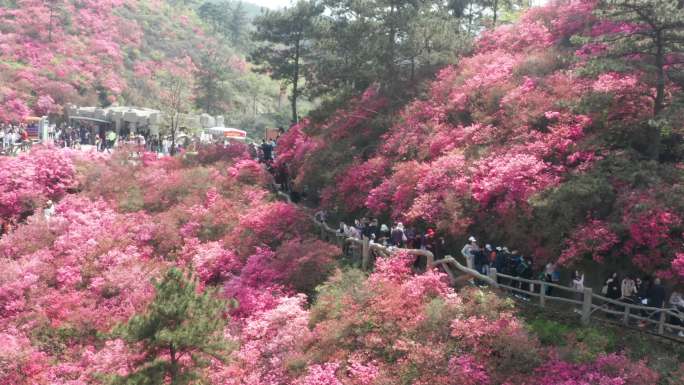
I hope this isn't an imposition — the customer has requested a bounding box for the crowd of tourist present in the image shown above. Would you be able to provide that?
[53,125,183,155]
[311,211,684,337]
[0,123,32,155]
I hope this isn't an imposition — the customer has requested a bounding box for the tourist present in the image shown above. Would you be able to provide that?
[422,228,436,250]
[390,223,406,247]
[106,129,117,152]
[368,219,379,240]
[404,226,417,248]
[494,247,507,282]
[0,124,5,152]
[604,272,621,300]
[572,269,585,313]
[269,138,277,159]
[43,200,55,220]
[261,139,273,162]
[487,245,497,271]
[621,275,637,299]
[432,236,445,260]
[544,262,556,295]
[668,289,684,336]
[647,278,666,309]
[461,236,478,269]
[337,222,347,235]
[474,244,487,275]
[314,209,328,224]
[379,224,390,245]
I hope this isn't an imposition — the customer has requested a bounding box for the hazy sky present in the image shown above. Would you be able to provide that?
[247,0,291,9]
[247,0,549,10]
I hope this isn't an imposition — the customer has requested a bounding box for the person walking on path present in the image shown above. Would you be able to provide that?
[106,129,117,153]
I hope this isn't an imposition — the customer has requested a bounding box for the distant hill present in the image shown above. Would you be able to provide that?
[200,0,268,21]
[0,0,288,133]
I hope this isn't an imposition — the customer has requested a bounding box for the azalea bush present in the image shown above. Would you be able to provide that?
[0,147,76,221]
[0,144,667,384]
[277,0,684,282]
[0,144,339,384]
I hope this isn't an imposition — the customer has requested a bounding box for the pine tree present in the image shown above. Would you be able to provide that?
[590,0,684,159]
[250,0,324,123]
[594,0,684,117]
[110,268,231,385]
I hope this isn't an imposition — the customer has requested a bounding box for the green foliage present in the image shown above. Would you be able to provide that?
[566,327,617,363]
[111,268,231,385]
[309,268,368,326]
[527,168,617,252]
[527,318,572,346]
[198,1,251,48]
[31,323,101,357]
[120,186,145,213]
[525,315,618,363]
[308,0,473,97]
[251,0,324,122]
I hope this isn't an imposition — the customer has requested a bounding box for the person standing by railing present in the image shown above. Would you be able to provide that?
[390,223,406,247]
[621,275,637,299]
[668,289,684,337]
[647,278,666,309]
[544,262,556,296]
[0,124,6,153]
[461,236,478,270]
[572,269,585,314]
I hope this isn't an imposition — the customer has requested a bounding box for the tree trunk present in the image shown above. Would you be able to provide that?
[654,30,665,117]
[387,4,397,87]
[170,115,177,156]
[48,3,54,42]
[169,344,178,382]
[648,29,665,160]
[493,0,499,26]
[410,56,415,82]
[291,34,300,124]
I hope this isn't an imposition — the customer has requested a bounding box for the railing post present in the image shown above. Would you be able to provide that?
[658,309,666,335]
[623,304,630,325]
[362,237,370,271]
[488,268,497,283]
[581,287,592,325]
[540,282,546,308]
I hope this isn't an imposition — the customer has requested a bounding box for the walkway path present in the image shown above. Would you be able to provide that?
[272,166,684,343]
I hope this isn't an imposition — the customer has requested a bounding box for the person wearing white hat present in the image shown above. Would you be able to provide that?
[461,236,478,269]
[390,223,406,247]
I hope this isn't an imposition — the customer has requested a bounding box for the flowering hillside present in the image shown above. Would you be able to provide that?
[0,144,669,384]
[276,0,684,281]
[0,0,266,121]
[0,145,348,384]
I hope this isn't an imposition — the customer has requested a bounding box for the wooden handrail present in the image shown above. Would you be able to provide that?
[308,211,683,342]
[434,256,499,288]
[310,217,497,284]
